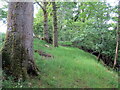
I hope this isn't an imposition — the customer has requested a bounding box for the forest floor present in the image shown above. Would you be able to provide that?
[3,38,118,88]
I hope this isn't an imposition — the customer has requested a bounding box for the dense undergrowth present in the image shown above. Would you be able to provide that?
[2,38,118,88]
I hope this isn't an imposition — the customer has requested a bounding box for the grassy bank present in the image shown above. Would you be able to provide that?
[34,39,118,88]
[3,38,118,88]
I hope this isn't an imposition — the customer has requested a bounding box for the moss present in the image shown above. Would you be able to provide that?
[22,67,29,81]
[2,2,39,80]
[4,39,39,80]
[2,49,12,75]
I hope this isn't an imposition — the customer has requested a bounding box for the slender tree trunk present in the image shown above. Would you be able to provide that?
[43,2,49,43]
[113,4,120,68]
[52,1,58,47]
[36,1,49,43]
[2,2,39,81]
[113,1,120,68]
[113,27,119,68]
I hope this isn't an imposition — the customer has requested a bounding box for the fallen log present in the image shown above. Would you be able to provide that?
[34,50,54,58]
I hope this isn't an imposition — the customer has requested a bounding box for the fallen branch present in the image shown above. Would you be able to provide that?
[34,50,54,58]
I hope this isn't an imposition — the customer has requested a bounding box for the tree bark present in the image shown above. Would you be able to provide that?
[113,1,120,68]
[113,27,119,68]
[43,2,49,43]
[52,1,58,47]
[2,2,39,81]
[36,1,49,43]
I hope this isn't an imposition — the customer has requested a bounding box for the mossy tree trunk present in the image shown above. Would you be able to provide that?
[43,1,49,43]
[52,1,58,47]
[2,2,39,81]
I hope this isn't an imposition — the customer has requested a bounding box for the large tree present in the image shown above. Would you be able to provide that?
[52,1,58,47]
[2,2,39,81]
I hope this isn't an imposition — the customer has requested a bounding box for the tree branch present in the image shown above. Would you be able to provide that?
[35,0,45,12]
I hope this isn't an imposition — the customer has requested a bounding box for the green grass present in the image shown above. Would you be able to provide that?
[34,39,118,88]
[3,38,118,88]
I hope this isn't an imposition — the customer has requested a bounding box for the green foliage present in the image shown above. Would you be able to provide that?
[33,4,53,37]
[33,1,119,66]
[0,5,7,20]
[0,33,5,48]
[56,2,119,66]
[59,41,72,46]
[2,1,119,88]
[33,9,44,36]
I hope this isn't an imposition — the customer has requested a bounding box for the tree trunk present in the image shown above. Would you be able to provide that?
[52,1,58,47]
[2,2,39,81]
[43,2,49,43]
[113,27,119,68]
[113,1,120,68]
[36,1,49,43]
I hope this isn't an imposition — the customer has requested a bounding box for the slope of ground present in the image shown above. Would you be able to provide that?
[33,39,118,88]
[3,38,118,88]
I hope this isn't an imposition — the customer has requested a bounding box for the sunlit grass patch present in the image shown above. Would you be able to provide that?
[34,39,118,88]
